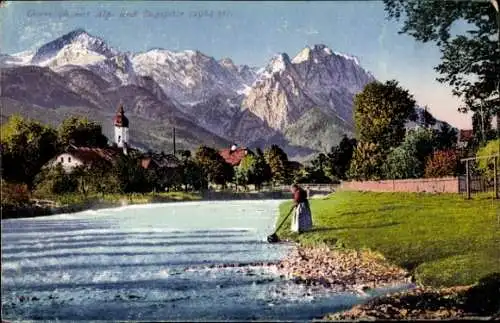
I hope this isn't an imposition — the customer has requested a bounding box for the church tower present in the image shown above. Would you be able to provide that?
[114,104,129,152]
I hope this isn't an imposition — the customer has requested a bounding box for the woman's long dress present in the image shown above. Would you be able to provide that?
[291,190,313,233]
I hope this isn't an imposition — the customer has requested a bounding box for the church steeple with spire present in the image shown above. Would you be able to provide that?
[114,104,129,152]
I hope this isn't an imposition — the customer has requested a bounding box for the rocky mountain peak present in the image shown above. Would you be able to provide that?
[220,57,235,67]
[219,57,238,73]
[291,44,360,66]
[258,53,293,80]
[31,28,117,64]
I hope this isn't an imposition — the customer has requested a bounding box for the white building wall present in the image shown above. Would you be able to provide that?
[51,153,84,173]
[114,126,129,147]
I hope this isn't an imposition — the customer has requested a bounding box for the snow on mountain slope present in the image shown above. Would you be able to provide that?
[86,53,139,86]
[40,42,107,68]
[132,49,257,104]
[21,30,142,92]
[31,29,117,65]
[257,53,293,80]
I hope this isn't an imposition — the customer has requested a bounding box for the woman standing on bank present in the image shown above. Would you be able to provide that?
[290,184,313,233]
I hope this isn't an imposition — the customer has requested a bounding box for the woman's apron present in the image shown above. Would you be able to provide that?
[291,201,313,233]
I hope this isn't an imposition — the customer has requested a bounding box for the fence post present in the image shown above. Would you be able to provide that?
[494,156,498,200]
[466,160,471,200]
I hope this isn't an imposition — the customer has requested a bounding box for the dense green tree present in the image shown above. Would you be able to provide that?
[384,127,436,179]
[434,123,458,150]
[405,127,436,165]
[264,145,289,184]
[111,155,152,193]
[253,148,272,189]
[354,80,417,151]
[476,139,500,180]
[195,146,233,187]
[1,115,59,188]
[325,135,357,180]
[293,166,312,184]
[471,109,497,146]
[57,116,109,148]
[306,153,331,183]
[235,154,257,188]
[348,141,386,181]
[155,166,183,192]
[383,146,421,179]
[183,159,203,191]
[34,164,78,196]
[177,151,202,191]
[383,0,500,134]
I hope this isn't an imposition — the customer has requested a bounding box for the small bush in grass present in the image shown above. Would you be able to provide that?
[424,149,460,178]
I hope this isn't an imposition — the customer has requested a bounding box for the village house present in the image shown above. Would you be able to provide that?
[48,146,122,172]
[141,152,180,170]
[219,144,252,167]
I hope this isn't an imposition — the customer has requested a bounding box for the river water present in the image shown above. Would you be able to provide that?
[2,200,410,321]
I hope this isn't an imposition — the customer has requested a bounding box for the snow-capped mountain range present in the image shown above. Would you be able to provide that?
[0,29,448,159]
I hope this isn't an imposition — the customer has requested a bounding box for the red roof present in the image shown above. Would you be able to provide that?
[219,147,249,166]
[66,147,122,165]
[114,105,129,127]
[458,129,473,142]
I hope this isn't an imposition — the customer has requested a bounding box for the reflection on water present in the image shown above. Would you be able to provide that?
[1,200,410,320]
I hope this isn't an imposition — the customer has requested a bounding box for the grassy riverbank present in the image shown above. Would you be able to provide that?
[277,191,499,288]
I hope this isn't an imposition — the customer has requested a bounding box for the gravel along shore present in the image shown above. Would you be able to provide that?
[268,245,499,320]
[274,246,411,292]
[179,245,411,293]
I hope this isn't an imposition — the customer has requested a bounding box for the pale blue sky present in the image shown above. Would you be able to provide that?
[1,1,472,128]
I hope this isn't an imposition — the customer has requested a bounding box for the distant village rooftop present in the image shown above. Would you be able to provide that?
[219,144,251,166]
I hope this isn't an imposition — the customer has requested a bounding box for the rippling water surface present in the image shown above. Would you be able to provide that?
[2,200,409,320]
